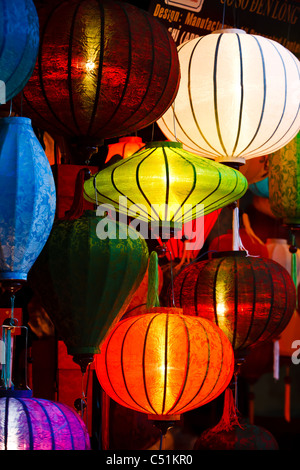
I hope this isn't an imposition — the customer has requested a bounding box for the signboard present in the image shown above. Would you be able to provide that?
[149,0,300,58]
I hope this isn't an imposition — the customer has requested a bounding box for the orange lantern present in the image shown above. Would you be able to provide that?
[105,137,145,164]
[95,307,234,420]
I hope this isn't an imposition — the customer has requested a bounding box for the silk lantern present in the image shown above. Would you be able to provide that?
[95,308,234,419]
[0,0,39,103]
[157,29,300,165]
[83,141,248,236]
[28,210,149,372]
[269,133,300,229]
[0,117,56,291]
[0,389,90,450]
[170,252,296,358]
[105,137,145,164]
[20,0,180,146]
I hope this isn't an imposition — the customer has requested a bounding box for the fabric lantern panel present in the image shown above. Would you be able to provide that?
[28,210,149,372]
[20,0,180,143]
[0,390,90,450]
[157,29,300,165]
[0,117,56,287]
[249,178,269,199]
[105,137,145,164]
[95,308,234,418]
[269,133,300,228]
[83,141,248,233]
[169,252,296,357]
[0,0,39,103]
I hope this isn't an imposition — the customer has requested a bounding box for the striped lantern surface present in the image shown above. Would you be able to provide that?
[157,29,300,165]
[169,252,296,356]
[95,307,234,419]
[84,141,248,233]
[20,0,180,143]
[0,390,90,450]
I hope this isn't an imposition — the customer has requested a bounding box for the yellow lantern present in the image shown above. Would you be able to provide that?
[83,141,248,236]
[157,29,300,165]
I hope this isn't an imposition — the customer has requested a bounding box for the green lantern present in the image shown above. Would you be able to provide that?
[269,133,300,229]
[28,210,149,372]
[83,141,248,237]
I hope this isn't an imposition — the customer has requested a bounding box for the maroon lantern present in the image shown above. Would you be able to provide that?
[169,252,296,358]
[19,0,180,149]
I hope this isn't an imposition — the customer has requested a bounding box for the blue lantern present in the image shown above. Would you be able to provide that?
[0,117,56,289]
[0,0,39,104]
[249,178,269,199]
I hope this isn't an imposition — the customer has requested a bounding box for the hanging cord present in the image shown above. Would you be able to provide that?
[222,0,226,28]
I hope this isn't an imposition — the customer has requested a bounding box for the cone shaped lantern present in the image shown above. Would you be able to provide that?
[157,29,300,165]
[28,210,149,372]
[83,141,248,236]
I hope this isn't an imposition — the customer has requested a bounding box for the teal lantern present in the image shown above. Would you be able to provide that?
[0,0,39,103]
[28,210,149,372]
[0,117,56,291]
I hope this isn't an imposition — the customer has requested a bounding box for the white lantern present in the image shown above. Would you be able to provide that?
[157,29,300,165]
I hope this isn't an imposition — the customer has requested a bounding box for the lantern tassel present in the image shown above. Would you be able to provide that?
[210,387,243,433]
[147,251,160,310]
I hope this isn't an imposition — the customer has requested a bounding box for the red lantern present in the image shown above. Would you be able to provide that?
[20,1,180,144]
[169,252,296,357]
[105,137,145,164]
[95,307,234,419]
[209,228,269,258]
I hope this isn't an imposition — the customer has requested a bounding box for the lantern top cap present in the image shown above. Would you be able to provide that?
[212,28,247,35]
[0,117,32,126]
[145,141,183,150]
[211,250,247,259]
[0,388,33,398]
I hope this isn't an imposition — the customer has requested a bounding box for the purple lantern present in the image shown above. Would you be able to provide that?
[0,390,90,450]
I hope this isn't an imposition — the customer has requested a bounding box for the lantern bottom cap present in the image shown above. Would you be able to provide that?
[147,414,181,421]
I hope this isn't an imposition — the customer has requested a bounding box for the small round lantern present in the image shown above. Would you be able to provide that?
[0,390,90,450]
[169,252,296,357]
[0,0,39,103]
[21,0,180,144]
[95,308,234,419]
[157,29,300,165]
